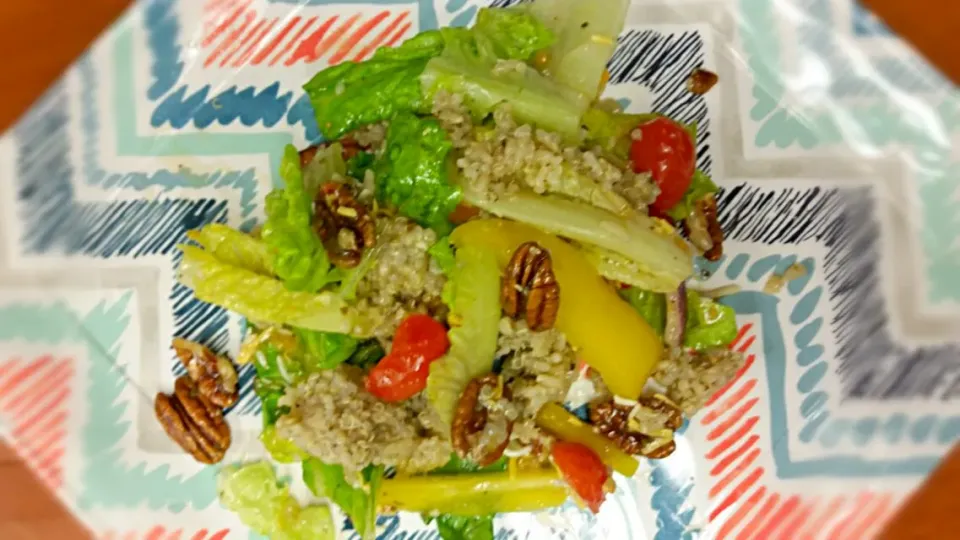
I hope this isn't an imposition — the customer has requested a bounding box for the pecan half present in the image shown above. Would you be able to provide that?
[502,242,560,331]
[452,374,514,467]
[589,395,683,459]
[687,68,719,95]
[312,182,376,268]
[172,337,238,408]
[682,193,724,262]
[155,376,231,464]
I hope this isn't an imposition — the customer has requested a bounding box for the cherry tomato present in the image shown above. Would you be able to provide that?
[629,117,696,216]
[551,441,610,513]
[365,315,450,402]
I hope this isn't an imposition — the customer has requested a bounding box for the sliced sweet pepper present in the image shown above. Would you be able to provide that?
[450,219,662,398]
[377,470,567,515]
[536,403,638,477]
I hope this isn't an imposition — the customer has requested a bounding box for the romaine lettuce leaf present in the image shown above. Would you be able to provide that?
[471,7,555,61]
[302,141,347,193]
[293,328,359,371]
[581,108,658,160]
[375,113,462,233]
[619,287,666,336]
[260,425,307,463]
[426,245,502,427]
[302,459,384,540]
[428,236,457,275]
[460,190,693,291]
[666,170,719,222]
[262,145,334,292]
[178,244,358,333]
[186,224,274,276]
[685,290,738,350]
[434,515,495,540]
[304,31,445,140]
[218,462,335,540]
[346,339,386,370]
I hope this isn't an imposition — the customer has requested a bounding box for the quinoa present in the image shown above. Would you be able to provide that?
[433,91,659,213]
[349,122,387,151]
[498,318,578,451]
[652,348,745,416]
[276,366,451,482]
[354,214,447,343]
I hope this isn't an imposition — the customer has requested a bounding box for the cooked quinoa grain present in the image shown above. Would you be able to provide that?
[652,348,745,415]
[498,318,578,451]
[276,366,451,482]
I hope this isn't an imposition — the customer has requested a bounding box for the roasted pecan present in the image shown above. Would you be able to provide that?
[682,193,724,262]
[172,337,238,408]
[312,182,376,268]
[687,68,719,95]
[589,395,683,460]
[299,138,363,169]
[452,374,514,467]
[502,242,560,331]
[155,376,231,464]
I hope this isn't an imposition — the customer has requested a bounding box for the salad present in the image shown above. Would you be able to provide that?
[155,1,743,538]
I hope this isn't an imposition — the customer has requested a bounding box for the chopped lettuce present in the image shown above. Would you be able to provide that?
[581,108,658,160]
[302,141,347,193]
[346,151,376,180]
[262,145,334,292]
[431,453,507,475]
[421,31,589,140]
[434,515,495,540]
[218,462,335,540]
[186,224,274,277]
[303,459,384,540]
[347,339,386,370]
[338,243,383,302]
[303,31,445,139]
[461,190,692,291]
[619,287,666,336]
[530,0,630,97]
[426,245,502,427]
[471,7,555,61]
[685,290,738,350]
[177,244,359,333]
[666,170,719,222]
[260,425,306,463]
[294,328,360,371]
[374,113,462,233]
[428,236,457,275]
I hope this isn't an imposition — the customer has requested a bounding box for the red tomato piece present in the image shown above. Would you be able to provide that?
[391,314,450,359]
[551,441,610,513]
[629,117,696,216]
[365,314,450,402]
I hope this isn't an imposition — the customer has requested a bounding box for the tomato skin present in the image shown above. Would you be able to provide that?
[551,441,610,513]
[629,117,696,216]
[365,315,450,402]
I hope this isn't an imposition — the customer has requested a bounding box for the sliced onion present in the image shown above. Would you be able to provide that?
[664,282,687,348]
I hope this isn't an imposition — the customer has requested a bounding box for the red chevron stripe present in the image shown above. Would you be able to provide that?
[827,493,873,539]
[270,17,320,66]
[204,10,255,67]
[850,494,894,540]
[750,495,801,539]
[310,14,362,63]
[709,448,761,498]
[706,398,760,441]
[0,356,72,490]
[202,1,253,48]
[252,16,300,65]
[329,10,392,64]
[716,486,766,540]
[99,528,232,540]
[706,416,760,459]
[385,22,414,48]
[220,17,269,67]
[798,495,846,539]
[710,467,764,521]
[353,12,410,61]
[232,19,278,67]
[701,379,757,426]
[737,492,780,538]
[775,501,815,540]
[709,435,759,476]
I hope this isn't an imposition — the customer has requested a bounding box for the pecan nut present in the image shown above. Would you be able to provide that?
[589,395,683,460]
[312,182,376,268]
[502,242,560,331]
[682,193,724,262]
[155,376,231,464]
[687,68,719,95]
[452,374,514,467]
[173,337,239,408]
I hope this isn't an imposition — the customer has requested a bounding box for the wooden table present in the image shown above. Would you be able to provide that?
[0,1,956,538]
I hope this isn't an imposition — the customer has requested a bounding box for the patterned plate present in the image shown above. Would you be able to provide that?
[0,0,957,538]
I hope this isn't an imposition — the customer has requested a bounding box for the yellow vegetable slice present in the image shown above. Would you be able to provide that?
[536,403,639,477]
[450,219,662,398]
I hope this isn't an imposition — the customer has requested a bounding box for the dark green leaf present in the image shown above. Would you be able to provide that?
[435,514,495,540]
[295,328,360,371]
[347,340,386,370]
[346,151,376,180]
[303,458,384,540]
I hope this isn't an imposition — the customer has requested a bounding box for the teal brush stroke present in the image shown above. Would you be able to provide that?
[0,296,218,510]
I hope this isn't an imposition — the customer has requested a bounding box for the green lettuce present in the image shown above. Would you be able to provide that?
[218,462,335,540]
[619,287,666,336]
[304,31,445,140]
[177,244,357,333]
[685,290,738,350]
[346,151,376,180]
[434,515,495,540]
[426,245,502,427]
[262,145,334,292]
[666,170,719,222]
[303,459,384,540]
[186,224,274,276]
[375,113,461,233]
[294,328,360,371]
[581,108,658,160]
[428,236,457,275]
[471,7,555,61]
[347,339,386,370]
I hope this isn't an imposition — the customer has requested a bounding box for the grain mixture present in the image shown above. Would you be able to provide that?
[276,366,451,482]
[652,348,745,415]
[497,317,578,451]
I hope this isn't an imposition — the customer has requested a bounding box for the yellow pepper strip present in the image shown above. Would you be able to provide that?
[536,403,639,478]
[377,470,568,516]
[450,219,662,398]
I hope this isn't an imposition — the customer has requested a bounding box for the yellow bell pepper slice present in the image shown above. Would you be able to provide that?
[450,219,662,398]
[536,403,639,477]
[378,470,568,515]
